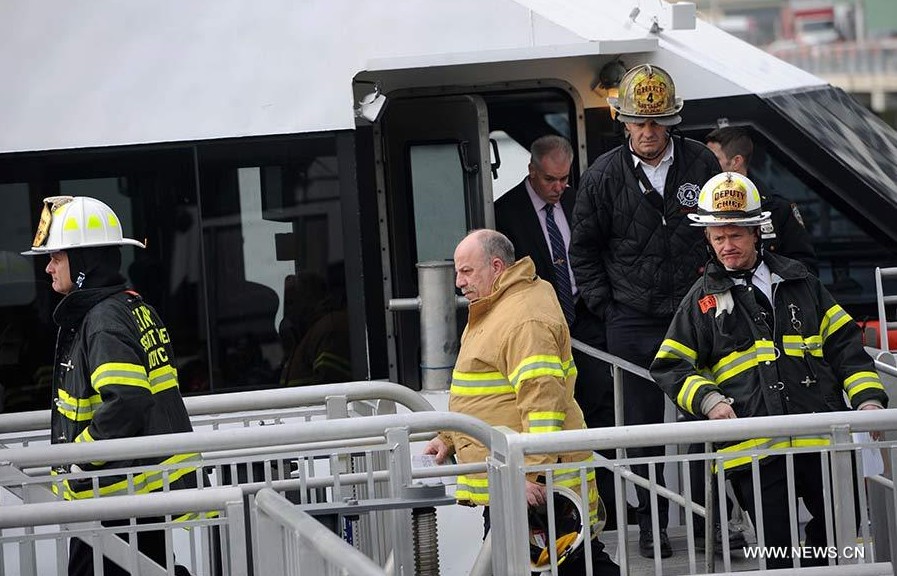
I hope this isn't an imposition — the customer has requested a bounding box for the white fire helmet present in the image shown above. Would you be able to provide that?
[688,172,771,227]
[607,64,683,126]
[528,485,596,572]
[21,196,145,255]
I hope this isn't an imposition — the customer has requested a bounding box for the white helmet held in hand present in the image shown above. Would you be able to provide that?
[688,172,771,227]
[22,196,145,255]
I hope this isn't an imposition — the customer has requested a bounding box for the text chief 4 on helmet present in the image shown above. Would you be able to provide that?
[607,64,683,126]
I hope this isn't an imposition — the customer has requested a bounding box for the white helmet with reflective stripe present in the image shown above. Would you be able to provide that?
[688,172,771,227]
[528,485,589,572]
[21,196,145,255]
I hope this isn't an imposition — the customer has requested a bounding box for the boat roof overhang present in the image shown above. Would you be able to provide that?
[0,0,660,154]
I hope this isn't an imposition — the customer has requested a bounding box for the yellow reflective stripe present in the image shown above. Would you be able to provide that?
[450,370,514,396]
[783,335,824,358]
[74,427,94,444]
[508,355,568,391]
[717,437,790,470]
[148,365,179,394]
[554,469,596,487]
[820,304,852,342]
[56,388,102,422]
[74,428,106,466]
[313,352,351,375]
[456,475,490,505]
[791,436,831,447]
[716,436,830,470]
[843,371,885,400]
[803,335,823,356]
[781,335,804,357]
[91,362,150,391]
[677,374,716,415]
[655,338,697,364]
[563,357,578,378]
[60,453,202,500]
[174,510,220,523]
[86,214,102,229]
[63,216,79,231]
[711,340,776,383]
[528,411,565,433]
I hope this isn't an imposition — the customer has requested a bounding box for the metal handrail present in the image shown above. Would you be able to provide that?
[0,486,243,529]
[0,380,435,434]
[255,488,387,576]
[0,411,492,469]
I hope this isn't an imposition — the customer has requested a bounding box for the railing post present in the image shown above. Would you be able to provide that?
[488,426,530,576]
[386,427,415,575]
[831,424,859,563]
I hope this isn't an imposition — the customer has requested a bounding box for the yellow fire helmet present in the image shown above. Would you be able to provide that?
[607,64,683,126]
[688,172,772,227]
[22,196,145,255]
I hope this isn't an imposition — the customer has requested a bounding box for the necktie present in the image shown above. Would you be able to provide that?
[544,203,576,325]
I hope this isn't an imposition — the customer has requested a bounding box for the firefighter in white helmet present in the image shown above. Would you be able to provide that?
[23,196,199,576]
[650,173,887,568]
[569,63,721,558]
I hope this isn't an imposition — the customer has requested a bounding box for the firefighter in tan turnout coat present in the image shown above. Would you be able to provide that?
[425,229,618,574]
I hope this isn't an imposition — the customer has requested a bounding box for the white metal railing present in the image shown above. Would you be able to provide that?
[0,411,491,575]
[876,267,897,352]
[487,409,897,576]
[0,381,435,444]
[254,488,387,576]
[0,487,246,576]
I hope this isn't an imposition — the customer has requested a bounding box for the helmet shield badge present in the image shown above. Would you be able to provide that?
[31,196,74,250]
[607,64,684,126]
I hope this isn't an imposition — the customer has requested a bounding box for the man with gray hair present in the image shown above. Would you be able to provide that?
[425,229,618,574]
[495,134,620,529]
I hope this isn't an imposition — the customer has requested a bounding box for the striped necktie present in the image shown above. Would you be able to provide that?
[544,203,576,325]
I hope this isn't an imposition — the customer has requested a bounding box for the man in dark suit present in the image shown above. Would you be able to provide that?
[495,134,620,529]
[494,135,577,289]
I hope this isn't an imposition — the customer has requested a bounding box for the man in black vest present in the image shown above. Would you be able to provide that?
[570,64,721,557]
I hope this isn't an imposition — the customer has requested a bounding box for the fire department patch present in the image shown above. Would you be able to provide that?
[677,183,699,207]
[791,203,806,228]
[699,294,717,314]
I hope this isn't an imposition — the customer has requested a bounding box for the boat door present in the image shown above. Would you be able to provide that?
[378,95,494,389]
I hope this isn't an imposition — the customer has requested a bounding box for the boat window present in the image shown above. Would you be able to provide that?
[409,143,468,262]
[0,136,359,411]
[196,136,351,392]
[0,148,199,411]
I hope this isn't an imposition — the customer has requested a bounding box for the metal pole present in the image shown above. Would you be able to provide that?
[832,425,860,562]
[417,261,461,391]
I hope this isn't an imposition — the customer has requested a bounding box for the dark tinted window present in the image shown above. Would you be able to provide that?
[0,135,356,412]
[196,137,350,392]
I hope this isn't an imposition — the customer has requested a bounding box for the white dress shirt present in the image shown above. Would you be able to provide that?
[631,139,675,196]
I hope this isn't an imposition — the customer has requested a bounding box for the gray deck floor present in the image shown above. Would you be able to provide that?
[602,525,761,575]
